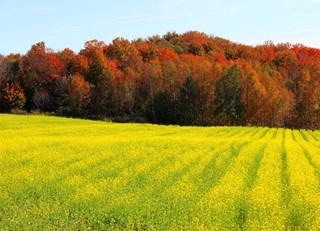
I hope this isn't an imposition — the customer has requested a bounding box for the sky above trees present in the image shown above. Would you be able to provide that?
[1,0,320,55]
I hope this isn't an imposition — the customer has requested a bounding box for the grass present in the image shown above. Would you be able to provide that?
[1,114,320,230]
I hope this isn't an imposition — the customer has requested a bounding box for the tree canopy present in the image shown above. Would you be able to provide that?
[1,31,320,129]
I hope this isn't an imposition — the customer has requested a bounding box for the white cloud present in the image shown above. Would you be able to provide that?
[157,0,191,8]
[118,15,181,24]
[118,14,153,20]
[263,29,320,36]
[281,0,293,4]
[31,8,46,13]
[0,8,61,17]
[105,8,236,26]
[292,13,311,17]
[29,8,62,14]
[105,12,199,25]
[105,15,175,25]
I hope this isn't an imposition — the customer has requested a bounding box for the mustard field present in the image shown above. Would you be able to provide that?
[1,114,320,230]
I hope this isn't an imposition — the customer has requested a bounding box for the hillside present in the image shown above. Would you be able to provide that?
[1,114,320,229]
[1,31,320,129]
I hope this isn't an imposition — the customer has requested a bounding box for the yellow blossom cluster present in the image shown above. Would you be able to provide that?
[1,114,320,230]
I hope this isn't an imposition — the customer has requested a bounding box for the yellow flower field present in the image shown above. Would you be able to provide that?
[1,114,320,230]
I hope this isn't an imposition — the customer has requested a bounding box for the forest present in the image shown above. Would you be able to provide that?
[0,31,319,129]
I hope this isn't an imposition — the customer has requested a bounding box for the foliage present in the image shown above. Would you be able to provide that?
[1,31,320,129]
[214,64,245,125]
[0,82,26,112]
[153,91,178,124]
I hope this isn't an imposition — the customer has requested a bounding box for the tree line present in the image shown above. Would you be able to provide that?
[1,31,319,129]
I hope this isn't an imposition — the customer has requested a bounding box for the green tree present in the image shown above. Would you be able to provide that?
[214,64,245,125]
[179,76,199,125]
[88,69,113,117]
[153,91,178,125]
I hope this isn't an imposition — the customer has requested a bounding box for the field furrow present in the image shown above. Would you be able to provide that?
[284,129,320,229]
[246,140,285,230]
[1,114,320,230]
[196,141,264,230]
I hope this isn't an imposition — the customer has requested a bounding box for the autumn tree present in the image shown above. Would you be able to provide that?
[0,55,6,88]
[0,54,22,85]
[239,62,268,126]
[20,42,66,111]
[21,42,66,87]
[56,75,91,117]
[182,31,208,56]
[0,82,26,112]
[0,31,319,129]
[295,67,320,129]
[57,48,85,76]
[259,65,294,127]
[106,37,142,71]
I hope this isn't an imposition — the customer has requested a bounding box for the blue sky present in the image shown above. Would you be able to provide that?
[1,0,320,55]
